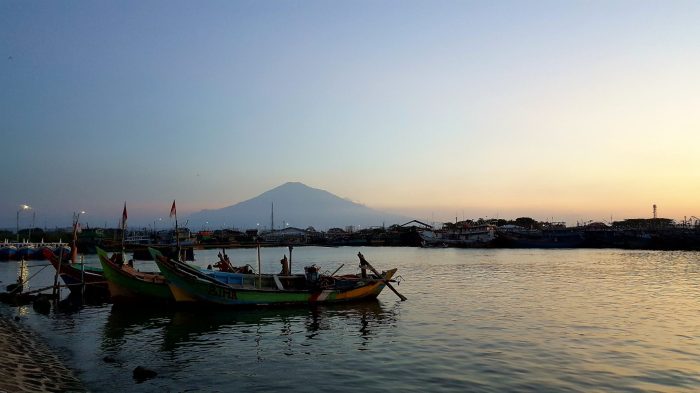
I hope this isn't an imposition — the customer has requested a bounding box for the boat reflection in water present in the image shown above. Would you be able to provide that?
[101,300,399,357]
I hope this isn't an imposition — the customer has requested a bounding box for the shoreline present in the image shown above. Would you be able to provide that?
[0,312,84,392]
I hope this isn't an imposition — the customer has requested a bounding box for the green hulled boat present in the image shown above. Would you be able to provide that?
[150,248,399,307]
[97,247,173,304]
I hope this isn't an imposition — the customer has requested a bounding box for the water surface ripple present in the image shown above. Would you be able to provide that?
[2,248,699,392]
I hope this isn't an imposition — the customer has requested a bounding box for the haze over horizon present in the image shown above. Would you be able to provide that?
[2,1,699,229]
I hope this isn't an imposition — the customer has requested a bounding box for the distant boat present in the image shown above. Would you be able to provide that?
[0,245,17,260]
[53,245,72,258]
[496,226,585,248]
[151,248,399,307]
[16,244,37,260]
[419,224,497,248]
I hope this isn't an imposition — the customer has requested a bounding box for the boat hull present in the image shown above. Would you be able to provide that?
[17,246,37,260]
[42,248,109,297]
[97,247,173,304]
[496,231,585,248]
[0,247,17,260]
[152,250,396,307]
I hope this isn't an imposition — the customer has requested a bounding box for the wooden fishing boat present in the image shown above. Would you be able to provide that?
[96,247,173,304]
[42,248,109,297]
[151,248,399,307]
[97,247,252,304]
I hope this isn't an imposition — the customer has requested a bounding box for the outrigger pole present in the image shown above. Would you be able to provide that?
[357,252,407,301]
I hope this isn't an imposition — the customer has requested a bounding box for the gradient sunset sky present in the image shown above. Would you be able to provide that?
[2,1,699,228]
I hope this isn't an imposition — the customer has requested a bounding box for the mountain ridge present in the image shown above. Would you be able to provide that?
[187,182,409,230]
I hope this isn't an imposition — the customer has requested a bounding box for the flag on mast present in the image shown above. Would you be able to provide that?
[170,200,177,218]
[121,202,128,230]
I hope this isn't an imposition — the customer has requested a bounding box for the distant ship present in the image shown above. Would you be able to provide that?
[419,224,497,247]
[496,224,585,248]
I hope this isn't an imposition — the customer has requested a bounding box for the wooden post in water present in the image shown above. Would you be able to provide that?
[288,245,293,274]
[18,258,25,293]
[256,242,261,288]
[80,255,85,297]
[53,247,64,299]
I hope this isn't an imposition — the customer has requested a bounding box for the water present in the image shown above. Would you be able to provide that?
[2,247,700,392]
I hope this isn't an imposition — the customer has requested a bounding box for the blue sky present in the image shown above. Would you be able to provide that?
[2,1,699,228]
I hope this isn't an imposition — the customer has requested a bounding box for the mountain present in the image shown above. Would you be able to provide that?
[186,182,410,230]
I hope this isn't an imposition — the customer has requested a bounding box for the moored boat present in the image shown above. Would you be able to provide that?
[42,248,109,297]
[496,226,585,248]
[151,248,399,307]
[419,224,497,248]
[53,245,72,258]
[0,245,17,261]
[96,247,172,304]
[97,247,252,304]
[16,244,37,260]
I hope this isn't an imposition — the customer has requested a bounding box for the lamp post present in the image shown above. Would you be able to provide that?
[16,204,31,242]
[153,218,162,242]
[29,210,35,242]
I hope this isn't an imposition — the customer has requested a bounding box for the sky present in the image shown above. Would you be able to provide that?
[2,0,699,229]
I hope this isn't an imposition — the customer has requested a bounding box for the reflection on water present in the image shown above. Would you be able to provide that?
[2,248,700,392]
[89,300,401,391]
[102,301,398,355]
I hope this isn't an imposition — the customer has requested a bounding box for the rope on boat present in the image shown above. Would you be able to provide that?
[16,284,70,296]
[64,281,108,286]
[22,263,52,284]
[18,262,56,269]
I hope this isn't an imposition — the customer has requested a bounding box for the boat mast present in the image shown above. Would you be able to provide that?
[121,202,127,257]
[70,212,80,263]
[170,200,180,260]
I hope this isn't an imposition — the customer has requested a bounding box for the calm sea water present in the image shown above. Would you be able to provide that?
[1,247,700,392]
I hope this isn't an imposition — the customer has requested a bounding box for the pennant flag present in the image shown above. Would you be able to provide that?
[121,202,128,229]
[170,200,177,218]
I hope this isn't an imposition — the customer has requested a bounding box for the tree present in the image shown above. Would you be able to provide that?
[514,217,539,229]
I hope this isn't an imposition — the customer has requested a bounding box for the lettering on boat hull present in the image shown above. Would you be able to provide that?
[208,284,237,300]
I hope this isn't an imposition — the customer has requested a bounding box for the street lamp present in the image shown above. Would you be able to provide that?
[72,210,86,233]
[16,204,31,242]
